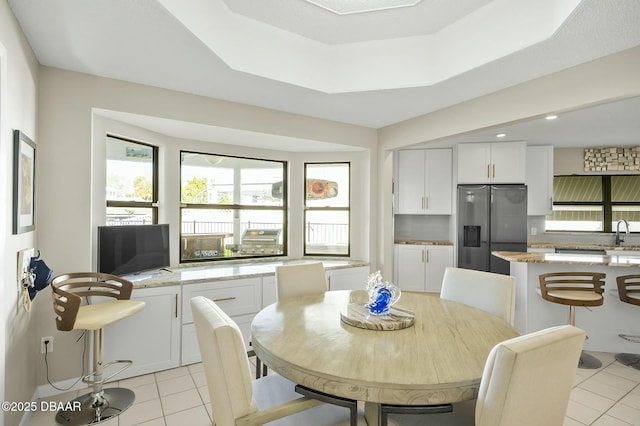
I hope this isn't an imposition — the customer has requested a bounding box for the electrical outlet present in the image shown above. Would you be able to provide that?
[41,336,53,354]
[531,227,538,236]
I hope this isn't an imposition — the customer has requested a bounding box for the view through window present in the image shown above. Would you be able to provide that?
[180,152,287,262]
[304,162,350,256]
[106,136,158,225]
[546,175,640,232]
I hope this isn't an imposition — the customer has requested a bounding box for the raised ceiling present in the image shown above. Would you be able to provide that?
[8,0,640,139]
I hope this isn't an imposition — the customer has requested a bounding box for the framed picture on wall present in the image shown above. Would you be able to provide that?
[13,130,36,234]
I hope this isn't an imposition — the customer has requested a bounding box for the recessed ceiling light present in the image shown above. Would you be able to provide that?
[496,133,506,138]
[303,0,422,15]
[545,115,558,120]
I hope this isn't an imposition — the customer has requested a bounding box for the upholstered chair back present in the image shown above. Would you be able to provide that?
[191,296,256,426]
[475,325,585,426]
[440,267,516,325]
[276,262,328,300]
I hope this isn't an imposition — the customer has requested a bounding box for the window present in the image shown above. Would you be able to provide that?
[106,136,158,225]
[180,152,287,262]
[304,162,350,256]
[546,175,640,232]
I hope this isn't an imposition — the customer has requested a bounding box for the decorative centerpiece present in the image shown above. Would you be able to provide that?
[340,271,415,331]
[365,271,401,316]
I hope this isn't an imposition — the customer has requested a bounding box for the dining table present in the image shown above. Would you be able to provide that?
[250,290,519,425]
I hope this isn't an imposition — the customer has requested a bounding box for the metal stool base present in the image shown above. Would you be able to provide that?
[55,388,135,425]
[578,351,602,369]
[615,353,640,370]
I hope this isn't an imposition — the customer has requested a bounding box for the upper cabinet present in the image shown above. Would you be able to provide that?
[457,142,526,184]
[396,149,452,215]
[526,145,554,216]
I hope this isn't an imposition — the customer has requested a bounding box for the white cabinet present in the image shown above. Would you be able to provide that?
[327,266,370,291]
[394,245,453,293]
[104,285,181,380]
[397,149,452,214]
[181,277,262,365]
[262,275,277,307]
[526,145,554,216]
[457,142,526,184]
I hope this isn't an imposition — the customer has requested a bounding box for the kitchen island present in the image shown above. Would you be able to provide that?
[493,251,640,353]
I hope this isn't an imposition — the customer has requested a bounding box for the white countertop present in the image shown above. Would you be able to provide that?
[125,258,369,288]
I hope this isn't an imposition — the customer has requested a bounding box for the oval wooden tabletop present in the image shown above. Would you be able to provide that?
[251,290,519,405]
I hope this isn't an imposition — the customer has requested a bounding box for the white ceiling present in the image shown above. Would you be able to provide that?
[8,0,640,149]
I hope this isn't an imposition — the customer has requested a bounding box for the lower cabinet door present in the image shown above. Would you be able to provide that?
[327,266,370,291]
[424,246,454,293]
[394,245,426,291]
[103,286,181,379]
[394,244,453,293]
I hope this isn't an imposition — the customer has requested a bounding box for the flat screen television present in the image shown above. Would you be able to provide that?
[98,224,170,275]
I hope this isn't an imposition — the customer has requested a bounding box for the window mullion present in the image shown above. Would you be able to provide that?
[603,176,612,233]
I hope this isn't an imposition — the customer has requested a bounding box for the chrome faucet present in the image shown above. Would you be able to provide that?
[615,219,630,245]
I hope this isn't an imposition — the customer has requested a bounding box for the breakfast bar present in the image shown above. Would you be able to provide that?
[493,251,640,353]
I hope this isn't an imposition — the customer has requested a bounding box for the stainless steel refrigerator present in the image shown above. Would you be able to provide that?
[457,184,527,275]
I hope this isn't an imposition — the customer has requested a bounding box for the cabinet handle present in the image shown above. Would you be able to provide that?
[550,197,553,210]
[213,296,237,303]
[175,294,178,318]
[421,249,425,263]
[425,196,429,210]
[487,164,490,178]
[426,250,429,263]
[492,164,496,178]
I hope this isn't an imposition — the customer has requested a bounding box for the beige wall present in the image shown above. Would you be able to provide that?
[1,2,40,425]
[376,46,640,278]
[554,147,640,175]
[34,67,377,387]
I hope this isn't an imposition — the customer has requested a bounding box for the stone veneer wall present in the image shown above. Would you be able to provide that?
[584,147,640,172]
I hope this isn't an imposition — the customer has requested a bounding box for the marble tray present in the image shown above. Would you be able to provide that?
[340,303,415,331]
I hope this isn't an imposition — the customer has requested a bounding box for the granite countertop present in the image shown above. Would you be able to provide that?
[493,251,640,267]
[394,240,453,246]
[528,242,640,251]
[125,258,369,288]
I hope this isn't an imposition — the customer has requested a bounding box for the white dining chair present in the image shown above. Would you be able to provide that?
[190,296,365,426]
[274,262,363,421]
[387,325,585,426]
[440,267,516,325]
[276,262,328,300]
[250,262,330,378]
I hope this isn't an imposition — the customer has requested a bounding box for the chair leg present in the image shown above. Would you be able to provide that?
[256,357,262,379]
[55,328,136,425]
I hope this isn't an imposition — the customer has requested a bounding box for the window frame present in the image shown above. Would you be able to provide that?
[105,135,159,225]
[303,161,351,257]
[549,174,639,233]
[179,150,288,263]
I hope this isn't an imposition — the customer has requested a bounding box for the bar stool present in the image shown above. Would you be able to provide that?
[615,274,640,369]
[51,272,145,425]
[539,272,605,369]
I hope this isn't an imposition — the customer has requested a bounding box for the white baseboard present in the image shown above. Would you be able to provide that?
[36,376,86,399]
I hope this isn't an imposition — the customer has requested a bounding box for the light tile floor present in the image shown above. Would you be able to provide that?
[28,351,640,426]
